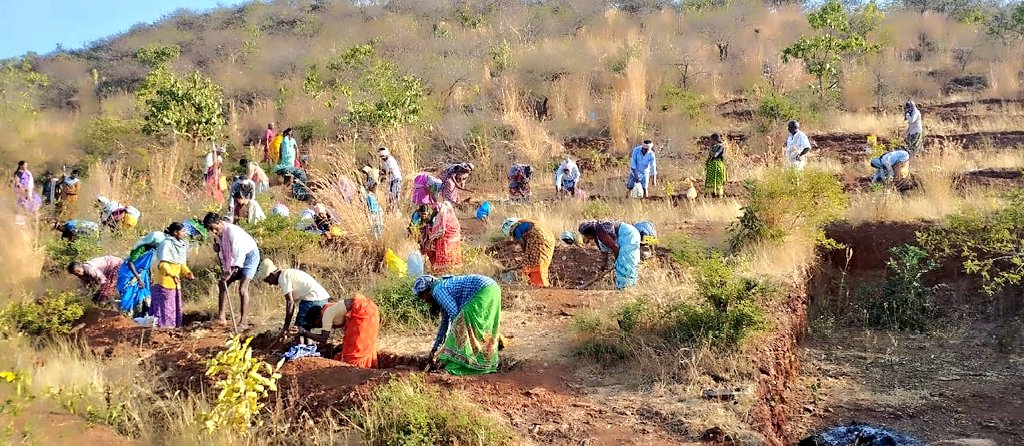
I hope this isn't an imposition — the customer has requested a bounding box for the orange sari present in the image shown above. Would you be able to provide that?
[329,299,380,368]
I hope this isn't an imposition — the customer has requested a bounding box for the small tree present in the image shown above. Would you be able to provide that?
[134,43,181,68]
[987,2,1024,41]
[782,0,882,95]
[137,67,226,150]
[0,58,49,123]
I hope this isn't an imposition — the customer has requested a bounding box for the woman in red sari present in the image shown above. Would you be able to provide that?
[422,202,462,272]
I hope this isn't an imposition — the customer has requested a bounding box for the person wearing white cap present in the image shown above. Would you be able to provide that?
[378,147,402,210]
[361,165,380,191]
[626,140,657,198]
[256,259,331,340]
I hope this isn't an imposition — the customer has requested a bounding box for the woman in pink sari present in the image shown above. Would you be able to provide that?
[13,161,40,213]
[423,202,462,272]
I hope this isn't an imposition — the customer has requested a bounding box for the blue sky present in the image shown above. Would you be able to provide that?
[0,0,244,59]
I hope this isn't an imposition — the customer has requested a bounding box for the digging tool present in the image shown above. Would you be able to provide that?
[577,268,610,290]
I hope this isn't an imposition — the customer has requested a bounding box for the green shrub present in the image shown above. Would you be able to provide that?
[355,375,514,445]
[728,168,847,251]
[1,291,87,337]
[241,215,321,264]
[45,236,103,275]
[753,89,827,133]
[77,116,149,165]
[664,233,707,267]
[371,276,431,330]
[917,190,1024,295]
[581,201,610,219]
[664,254,768,347]
[660,86,709,122]
[863,245,938,331]
[291,118,330,145]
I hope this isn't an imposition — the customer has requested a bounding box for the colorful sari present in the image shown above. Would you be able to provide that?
[56,176,80,219]
[412,173,440,206]
[332,299,380,368]
[513,221,554,287]
[705,143,726,198]
[425,203,462,271]
[597,223,641,290]
[439,283,501,375]
[14,170,40,213]
[117,249,155,316]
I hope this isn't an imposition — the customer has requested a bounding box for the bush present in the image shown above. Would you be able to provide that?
[241,215,321,264]
[917,190,1024,295]
[354,375,515,446]
[200,336,283,433]
[291,118,330,145]
[371,276,432,330]
[1,291,87,337]
[664,232,708,268]
[863,245,938,331]
[660,86,709,122]
[728,168,847,251]
[77,116,149,165]
[45,236,103,275]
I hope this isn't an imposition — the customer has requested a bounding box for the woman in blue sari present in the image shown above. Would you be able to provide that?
[571,220,641,290]
[117,231,166,316]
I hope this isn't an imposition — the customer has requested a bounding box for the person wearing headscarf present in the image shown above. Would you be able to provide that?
[784,120,811,170]
[378,147,402,210]
[555,158,580,197]
[12,161,41,214]
[704,134,727,198]
[148,222,193,328]
[423,202,462,272]
[413,274,502,375]
[97,196,141,230]
[507,164,533,200]
[567,220,641,290]
[240,158,270,194]
[626,140,657,198]
[54,219,100,241]
[633,221,658,261]
[870,150,911,184]
[68,255,124,304]
[500,217,555,287]
[412,172,443,206]
[55,168,81,220]
[117,230,167,316]
[205,146,226,203]
[904,101,923,154]
[439,162,474,204]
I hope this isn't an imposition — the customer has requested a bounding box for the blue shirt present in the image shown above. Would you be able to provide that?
[629,146,657,177]
[431,274,497,350]
[366,193,381,214]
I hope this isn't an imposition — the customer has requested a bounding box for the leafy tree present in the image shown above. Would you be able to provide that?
[864,245,938,331]
[136,67,226,149]
[917,190,1024,295]
[782,0,882,95]
[134,43,181,68]
[0,58,49,122]
[987,2,1024,40]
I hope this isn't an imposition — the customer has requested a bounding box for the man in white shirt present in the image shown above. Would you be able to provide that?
[871,150,911,183]
[555,158,581,197]
[257,259,331,338]
[626,140,657,198]
[378,147,402,210]
[904,101,923,153]
[203,212,261,327]
[784,120,812,170]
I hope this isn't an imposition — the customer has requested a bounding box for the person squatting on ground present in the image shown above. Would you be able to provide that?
[439,162,474,204]
[784,120,812,170]
[203,212,260,327]
[68,255,124,304]
[149,222,193,328]
[422,201,463,272]
[704,134,727,198]
[500,217,555,288]
[230,176,266,225]
[507,163,532,200]
[564,220,641,290]
[413,274,502,375]
[378,147,402,211]
[871,150,911,184]
[97,195,141,230]
[13,160,41,214]
[554,158,580,197]
[55,219,99,241]
[905,100,923,154]
[626,140,657,198]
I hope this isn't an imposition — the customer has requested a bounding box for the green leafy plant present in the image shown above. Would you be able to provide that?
[134,43,181,68]
[45,235,103,275]
[0,58,50,122]
[917,190,1024,295]
[371,276,432,330]
[728,168,848,251]
[317,44,426,130]
[489,39,514,74]
[987,2,1024,41]
[200,336,283,433]
[136,67,227,150]
[863,245,938,331]
[660,86,709,122]
[354,375,515,445]
[781,0,882,95]
[1,291,87,337]
[241,214,321,264]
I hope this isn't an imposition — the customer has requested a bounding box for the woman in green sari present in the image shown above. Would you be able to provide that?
[704,133,726,198]
[413,274,502,375]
